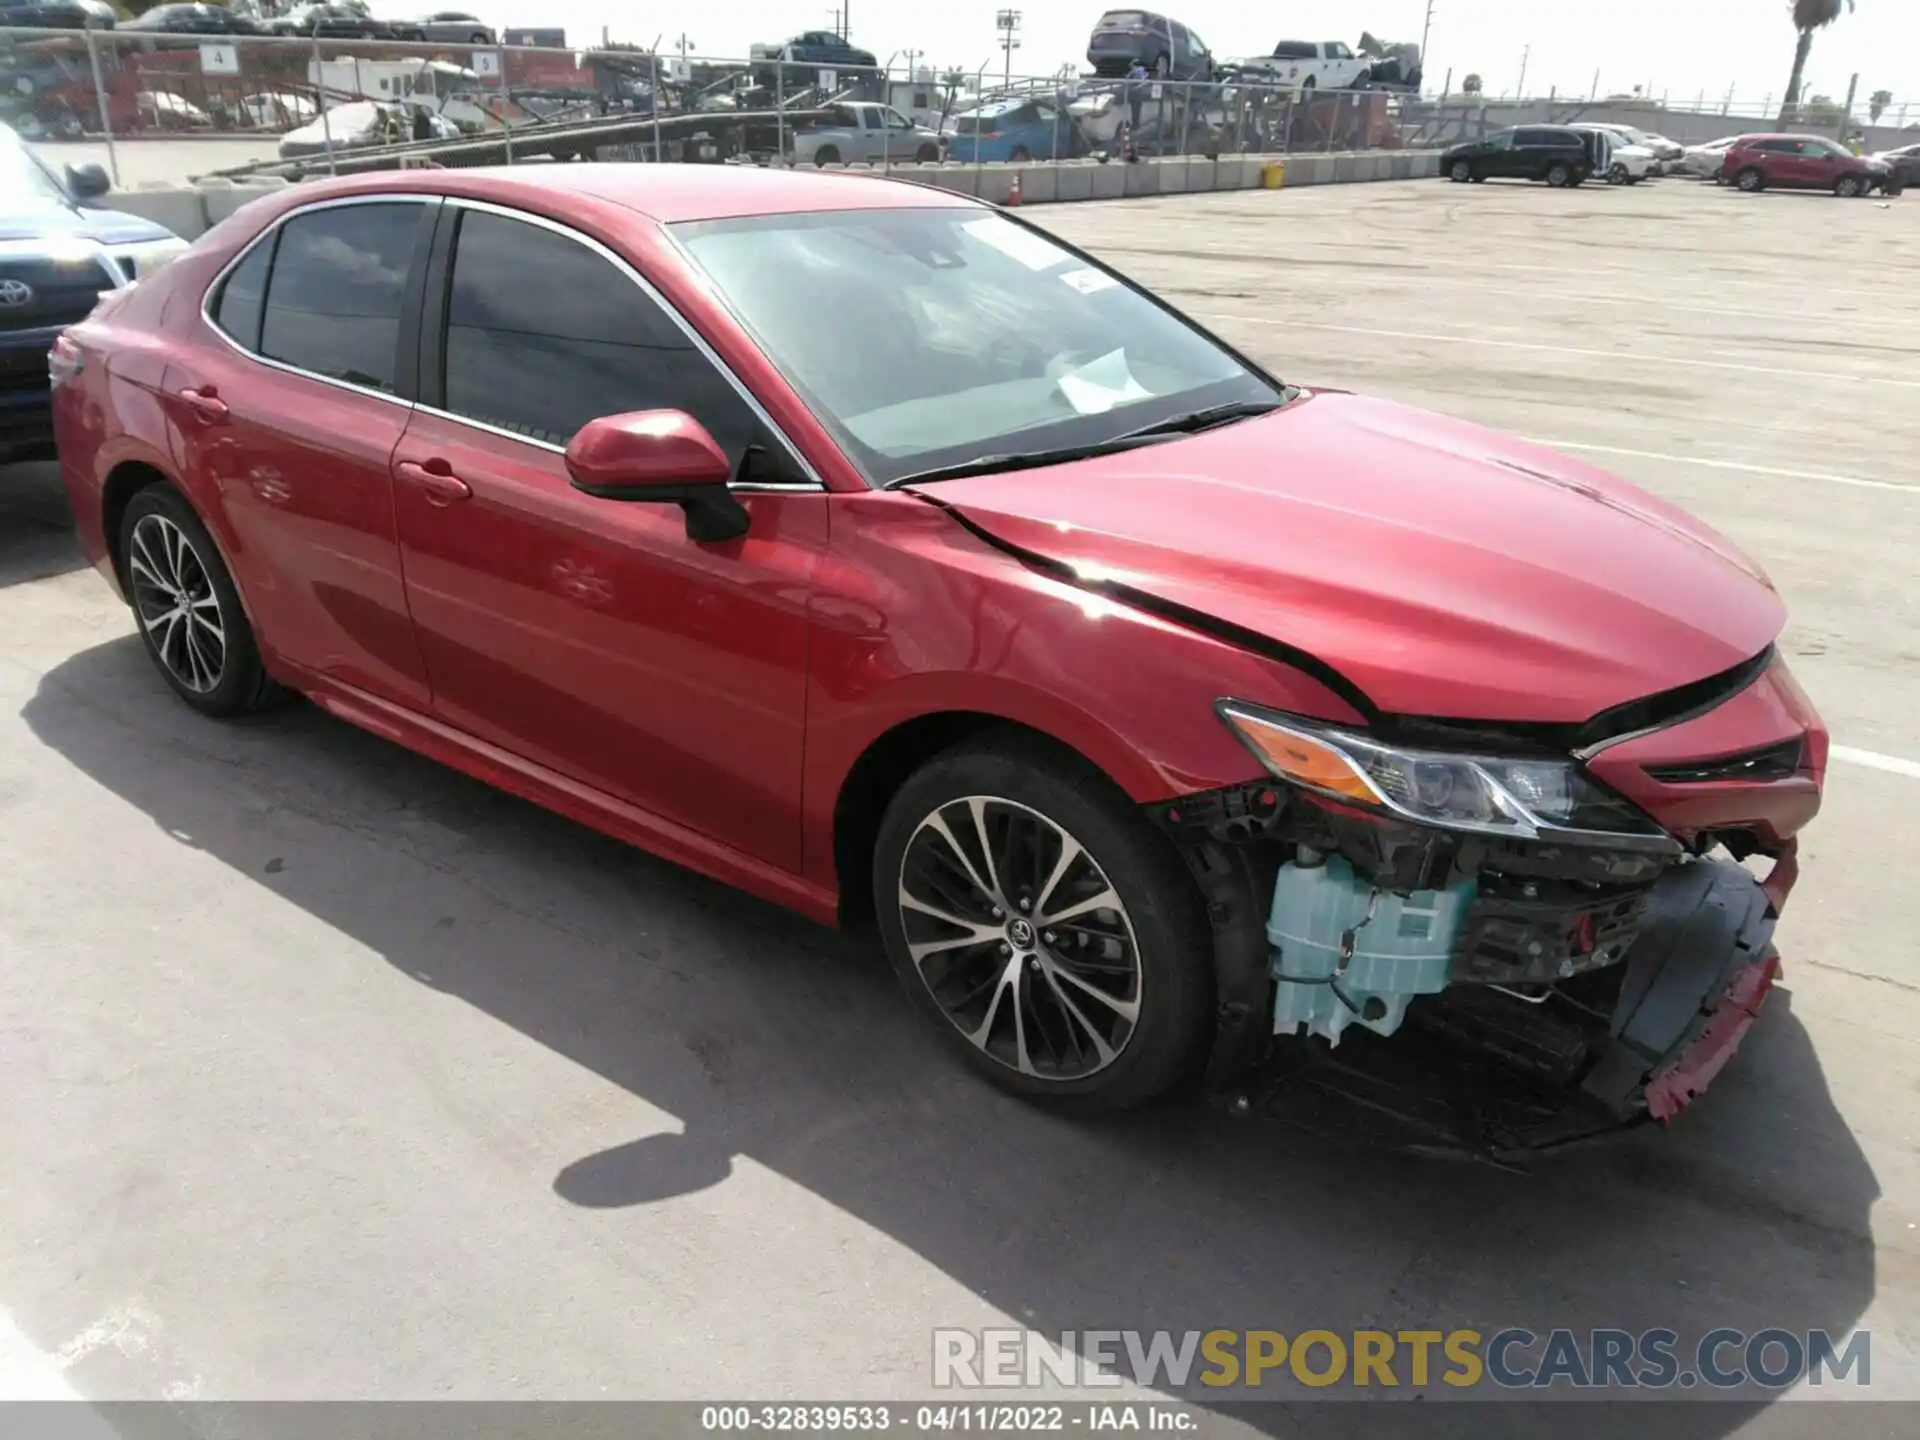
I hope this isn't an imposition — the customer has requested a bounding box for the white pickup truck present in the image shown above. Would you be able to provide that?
[789,102,946,167]
[1231,41,1371,93]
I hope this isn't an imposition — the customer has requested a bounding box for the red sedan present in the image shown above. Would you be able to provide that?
[51,167,1825,1145]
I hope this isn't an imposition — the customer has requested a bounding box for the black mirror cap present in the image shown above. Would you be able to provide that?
[66,162,112,201]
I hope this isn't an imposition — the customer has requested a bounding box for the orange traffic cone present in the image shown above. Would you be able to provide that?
[1007,172,1022,206]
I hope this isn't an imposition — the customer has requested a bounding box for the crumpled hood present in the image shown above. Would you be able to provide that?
[0,200,176,246]
[908,392,1784,724]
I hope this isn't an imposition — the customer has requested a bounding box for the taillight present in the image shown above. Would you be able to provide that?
[48,332,84,388]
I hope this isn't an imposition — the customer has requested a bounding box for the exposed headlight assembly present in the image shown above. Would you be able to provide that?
[1217,701,1677,851]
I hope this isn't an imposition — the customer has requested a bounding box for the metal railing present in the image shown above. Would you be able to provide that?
[0,27,1457,187]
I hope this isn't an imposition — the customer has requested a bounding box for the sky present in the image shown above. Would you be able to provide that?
[464,2,1918,116]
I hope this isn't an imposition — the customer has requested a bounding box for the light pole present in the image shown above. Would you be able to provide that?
[1516,45,1529,100]
[996,10,1021,91]
[1420,0,1435,66]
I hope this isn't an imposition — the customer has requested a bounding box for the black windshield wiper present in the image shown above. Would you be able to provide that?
[882,434,1169,489]
[1112,396,1290,441]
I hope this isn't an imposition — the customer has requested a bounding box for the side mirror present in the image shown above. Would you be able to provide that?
[66,162,111,202]
[565,409,750,543]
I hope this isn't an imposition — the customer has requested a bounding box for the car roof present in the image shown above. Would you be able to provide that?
[284,163,982,225]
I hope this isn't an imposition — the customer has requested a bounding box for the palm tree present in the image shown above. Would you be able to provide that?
[1780,1,1855,125]
[1461,73,1482,96]
[1869,89,1892,122]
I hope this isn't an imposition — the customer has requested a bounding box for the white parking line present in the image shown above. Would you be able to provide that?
[1198,315,1920,389]
[1832,746,1920,780]
[1520,440,1917,494]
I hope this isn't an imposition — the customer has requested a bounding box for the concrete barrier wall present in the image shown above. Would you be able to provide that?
[90,151,1445,242]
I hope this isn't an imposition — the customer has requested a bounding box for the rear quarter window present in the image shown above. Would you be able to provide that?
[209,234,273,352]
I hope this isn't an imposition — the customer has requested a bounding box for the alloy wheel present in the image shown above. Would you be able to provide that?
[896,796,1143,1081]
[128,513,226,694]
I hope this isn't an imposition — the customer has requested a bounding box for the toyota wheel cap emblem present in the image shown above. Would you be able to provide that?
[0,280,33,308]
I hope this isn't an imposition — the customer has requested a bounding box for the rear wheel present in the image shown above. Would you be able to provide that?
[813,143,841,167]
[119,486,285,718]
[1449,159,1472,182]
[1735,166,1765,192]
[1546,161,1572,187]
[1834,174,1863,197]
[873,736,1213,1115]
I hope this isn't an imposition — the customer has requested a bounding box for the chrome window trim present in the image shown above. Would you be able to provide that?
[438,196,828,492]
[198,192,435,413]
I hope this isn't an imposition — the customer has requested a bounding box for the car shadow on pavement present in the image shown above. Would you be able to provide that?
[0,461,87,590]
[22,639,1881,1436]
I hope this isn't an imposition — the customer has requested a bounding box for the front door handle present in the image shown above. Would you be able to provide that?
[395,458,472,506]
[177,386,229,424]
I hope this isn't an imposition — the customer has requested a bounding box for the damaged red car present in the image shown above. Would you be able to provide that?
[51,168,1825,1154]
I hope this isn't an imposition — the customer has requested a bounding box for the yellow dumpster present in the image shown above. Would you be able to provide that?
[1261,161,1286,188]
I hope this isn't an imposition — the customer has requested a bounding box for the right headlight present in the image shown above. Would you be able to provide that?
[1217,702,1676,851]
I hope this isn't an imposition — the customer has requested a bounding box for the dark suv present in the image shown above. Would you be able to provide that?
[1086,10,1214,80]
[1722,134,1899,196]
[0,123,185,460]
[1441,126,1593,187]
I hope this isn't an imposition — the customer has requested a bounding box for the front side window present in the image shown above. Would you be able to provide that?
[259,201,427,393]
[673,207,1281,486]
[1328,43,1353,60]
[439,209,760,458]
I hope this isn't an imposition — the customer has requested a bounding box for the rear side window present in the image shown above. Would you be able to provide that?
[1755,138,1797,153]
[259,201,428,394]
[210,236,272,351]
[1514,129,1552,146]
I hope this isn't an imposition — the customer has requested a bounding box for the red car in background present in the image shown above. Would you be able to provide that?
[1722,132,1901,195]
[49,167,1826,1153]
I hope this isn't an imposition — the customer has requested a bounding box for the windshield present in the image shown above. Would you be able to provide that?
[673,207,1281,487]
[0,142,72,210]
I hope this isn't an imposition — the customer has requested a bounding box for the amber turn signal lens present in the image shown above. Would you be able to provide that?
[1219,708,1379,806]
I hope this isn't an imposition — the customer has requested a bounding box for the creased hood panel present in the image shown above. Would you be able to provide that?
[912,392,1784,724]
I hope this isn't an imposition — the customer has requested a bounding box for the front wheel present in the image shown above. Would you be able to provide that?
[1609,162,1629,185]
[916,142,939,163]
[874,736,1213,1115]
[813,144,841,167]
[119,485,286,718]
[1009,144,1031,163]
[1449,159,1472,182]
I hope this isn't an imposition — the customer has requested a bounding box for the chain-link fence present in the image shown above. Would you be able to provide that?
[0,25,1451,185]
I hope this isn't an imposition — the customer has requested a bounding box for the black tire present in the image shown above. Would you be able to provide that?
[1610,162,1629,184]
[118,485,286,719]
[1546,161,1572,187]
[1448,159,1471,182]
[1735,166,1765,192]
[813,144,841,167]
[1009,145,1031,163]
[1153,54,1170,78]
[873,733,1213,1115]
[916,143,938,163]
[1834,174,1863,197]
[1470,174,1486,183]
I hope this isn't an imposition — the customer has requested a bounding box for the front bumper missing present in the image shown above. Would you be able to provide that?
[1221,856,1785,1162]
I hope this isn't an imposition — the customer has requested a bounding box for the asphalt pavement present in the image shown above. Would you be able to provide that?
[0,176,1915,1435]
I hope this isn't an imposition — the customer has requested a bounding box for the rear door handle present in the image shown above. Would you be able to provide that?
[395,458,473,506]
[177,386,229,424]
